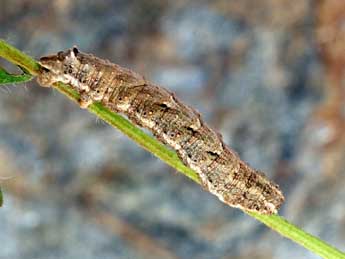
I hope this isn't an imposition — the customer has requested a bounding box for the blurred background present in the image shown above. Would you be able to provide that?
[0,0,344,258]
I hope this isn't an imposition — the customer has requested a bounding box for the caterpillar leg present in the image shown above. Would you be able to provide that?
[79,91,93,108]
[36,68,55,87]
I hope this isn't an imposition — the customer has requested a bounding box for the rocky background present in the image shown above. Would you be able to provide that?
[0,0,345,258]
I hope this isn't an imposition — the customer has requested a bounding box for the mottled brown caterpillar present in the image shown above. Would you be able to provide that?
[37,47,284,214]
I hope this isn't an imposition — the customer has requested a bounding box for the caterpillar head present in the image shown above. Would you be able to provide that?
[37,47,80,87]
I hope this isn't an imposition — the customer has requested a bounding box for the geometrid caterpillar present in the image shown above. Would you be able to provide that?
[37,47,284,215]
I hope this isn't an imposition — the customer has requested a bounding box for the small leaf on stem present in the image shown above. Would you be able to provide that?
[0,65,33,85]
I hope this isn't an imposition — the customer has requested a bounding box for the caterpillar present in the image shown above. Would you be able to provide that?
[37,47,284,214]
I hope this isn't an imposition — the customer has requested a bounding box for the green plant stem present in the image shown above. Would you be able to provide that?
[0,39,344,259]
[247,212,345,259]
[0,40,39,75]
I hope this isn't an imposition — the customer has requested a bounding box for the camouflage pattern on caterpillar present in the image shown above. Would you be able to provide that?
[37,47,284,214]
